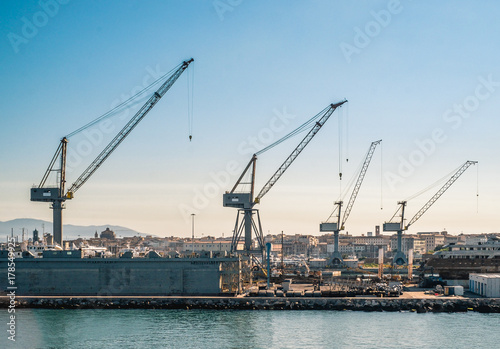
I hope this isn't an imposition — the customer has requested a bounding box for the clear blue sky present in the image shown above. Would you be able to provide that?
[1,0,498,238]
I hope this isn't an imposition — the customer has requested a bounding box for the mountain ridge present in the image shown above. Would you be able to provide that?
[0,218,146,239]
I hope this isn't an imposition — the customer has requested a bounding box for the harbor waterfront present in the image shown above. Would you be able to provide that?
[1,294,499,312]
[1,308,499,348]
[3,0,500,348]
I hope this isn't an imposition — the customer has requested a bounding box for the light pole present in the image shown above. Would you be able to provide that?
[191,213,195,255]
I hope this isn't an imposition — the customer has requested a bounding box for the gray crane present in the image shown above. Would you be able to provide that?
[383,160,477,265]
[31,59,194,246]
[320,140,382,265]
[223,100,347,255]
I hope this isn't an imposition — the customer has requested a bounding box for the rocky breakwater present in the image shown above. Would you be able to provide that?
[1,296,500,313]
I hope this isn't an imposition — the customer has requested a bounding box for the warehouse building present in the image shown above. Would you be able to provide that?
[469,273,500,297]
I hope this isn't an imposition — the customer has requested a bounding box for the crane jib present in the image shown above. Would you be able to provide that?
[34,58,193,199]
[255,100,347,202]
[340,139,381,228]
[383,160,478,232]
[405,160,477,229]
[66,59,193,196]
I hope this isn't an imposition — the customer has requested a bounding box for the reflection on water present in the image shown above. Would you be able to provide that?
[1,309,499,349]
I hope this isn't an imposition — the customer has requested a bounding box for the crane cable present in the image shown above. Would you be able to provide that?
[476,162,479,213]
[345,101,349,164]
[255,105,330,156]
[325,153,364,222]
[340,159,363,202]
[338,103,349,197]
[187,63,194,141]
[380,140,383,210]
[403,164,462,202]
[338,107,343,182]
[65,63,182,139]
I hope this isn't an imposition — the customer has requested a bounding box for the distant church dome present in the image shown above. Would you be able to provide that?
[100,227,116,239]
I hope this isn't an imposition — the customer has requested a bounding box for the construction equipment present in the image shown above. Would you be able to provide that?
[223,100,347,255]
[31,59,194,246]
[383,160,477,265]
[321,140,382,265]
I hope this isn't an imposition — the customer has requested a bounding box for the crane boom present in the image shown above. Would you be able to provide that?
[67,58,193,196]
[405,160,477,229]
[341,139,381,228]
[255,100,347,202]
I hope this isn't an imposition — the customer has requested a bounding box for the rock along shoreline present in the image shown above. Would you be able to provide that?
[1,296,500,313]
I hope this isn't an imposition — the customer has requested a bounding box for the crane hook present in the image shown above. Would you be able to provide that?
[189,135,192,142]
[339,172,342,180]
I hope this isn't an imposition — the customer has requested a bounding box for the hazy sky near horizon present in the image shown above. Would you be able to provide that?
[1,0,499,238]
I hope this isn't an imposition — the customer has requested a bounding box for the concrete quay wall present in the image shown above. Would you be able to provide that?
[2,296,499,313]
[0,257,239,296]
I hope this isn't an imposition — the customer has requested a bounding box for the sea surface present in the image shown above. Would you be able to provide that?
[1,309,499,348]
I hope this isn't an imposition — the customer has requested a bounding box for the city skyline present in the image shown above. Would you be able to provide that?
[1,1,499,238]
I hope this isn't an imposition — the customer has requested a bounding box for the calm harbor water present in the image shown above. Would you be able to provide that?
[1,309,499,348]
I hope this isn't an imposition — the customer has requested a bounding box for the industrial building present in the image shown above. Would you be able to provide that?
[469,274,500,297]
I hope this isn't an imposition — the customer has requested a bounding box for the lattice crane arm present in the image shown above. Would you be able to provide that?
[37,138,65,188]
[340,139,381,229]
[66,59,193,196]
[405,160,477,229]
[254,100,347,203]
[228,155,256,196]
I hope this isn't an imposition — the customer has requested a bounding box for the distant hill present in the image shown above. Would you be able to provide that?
[0,218,146,240]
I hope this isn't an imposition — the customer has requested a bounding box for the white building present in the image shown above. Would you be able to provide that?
[352,236,389,246]
[465,235,488,245]
[309,258,327,269]
[417,232,445,252]
[469,274,500,297]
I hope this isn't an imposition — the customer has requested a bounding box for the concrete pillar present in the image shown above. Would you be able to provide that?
[244,209,252,251]
[52,200,64,247]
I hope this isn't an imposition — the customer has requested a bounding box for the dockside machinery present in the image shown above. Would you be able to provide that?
[223,100,347,256]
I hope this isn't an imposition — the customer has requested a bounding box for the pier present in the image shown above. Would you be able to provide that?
[2,290,499,313]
